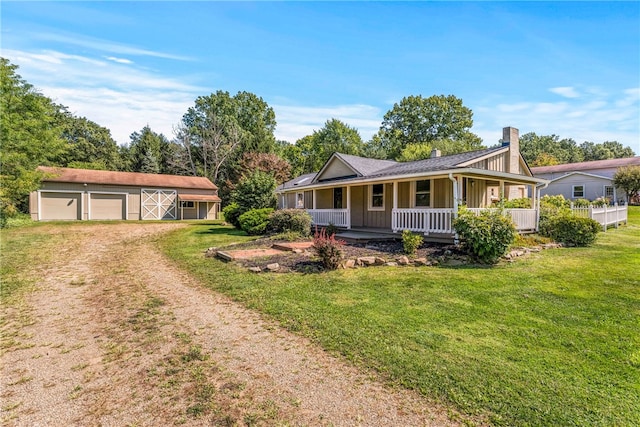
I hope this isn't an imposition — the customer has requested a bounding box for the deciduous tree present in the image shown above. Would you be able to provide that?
[613,166,640,203]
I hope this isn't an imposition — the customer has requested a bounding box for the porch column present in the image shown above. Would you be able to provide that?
[393,181,398,209]
[346,186,351,229]
[312,189,317,209]
[499,180,505,201]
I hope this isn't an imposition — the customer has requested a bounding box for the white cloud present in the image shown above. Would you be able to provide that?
[3,49,203,144]
[106,56,133,64]
[549,86,580,98]
[473,87,640,152]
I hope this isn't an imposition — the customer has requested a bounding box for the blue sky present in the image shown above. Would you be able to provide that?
[2,1,639,153]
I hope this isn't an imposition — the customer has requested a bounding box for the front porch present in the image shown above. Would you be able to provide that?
[308,207,538,236]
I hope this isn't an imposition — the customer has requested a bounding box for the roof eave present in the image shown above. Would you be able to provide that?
[276,167,548,193]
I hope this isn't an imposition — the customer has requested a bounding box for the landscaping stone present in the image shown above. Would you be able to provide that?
[343,259,356,269]
[204,247,217,258]
[266,263,280,272]
[248,267,262,273]
[357,256,377,266]
[414,257,429,266]
[374,257,386,265]
[397,256,410,265]
[385,262,398,267]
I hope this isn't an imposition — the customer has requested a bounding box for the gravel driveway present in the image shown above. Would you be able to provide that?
[1,223,458,426]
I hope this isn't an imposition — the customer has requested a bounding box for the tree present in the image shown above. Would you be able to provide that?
[580,141,635,161]
[370,94,482,159]
[178,90,277,197]
[520,133,583,165]
[125,125,179,174]
[56,109,121,170]
[613,166,640,203]
[284,119,364,174]
[231,170,277,212]
[397,143,434,162]
[0,58,67,217]
[236,152,291,185]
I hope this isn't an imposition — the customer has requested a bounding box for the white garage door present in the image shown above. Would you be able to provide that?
[40,192,82,220]
[141,189,177,220]
[90,193,126,220]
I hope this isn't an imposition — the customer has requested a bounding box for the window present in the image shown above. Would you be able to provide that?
[179,201,195,208]
[333,188,343,209]
[369,184,385,210]
[572,185,584,198]
[296,192,304,209]
[414,180,431,207]
[604,185,614,199]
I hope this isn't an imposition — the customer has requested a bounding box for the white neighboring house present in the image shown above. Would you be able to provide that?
[531,157,640,204]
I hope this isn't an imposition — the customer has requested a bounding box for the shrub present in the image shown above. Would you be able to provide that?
[312,227,346,270]
[453,209,517,264]
[238,208,274,235]
[540,214,600,246]
[325,222,339,237]
[231,171,277,213]
[498,198,532,209]
[222,202,243,229]
[572,198,590,208]
[402,230,423,256]
[267,209,312,237]
[540,194,571,223]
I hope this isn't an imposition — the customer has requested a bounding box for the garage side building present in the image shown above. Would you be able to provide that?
[30,167,221,221]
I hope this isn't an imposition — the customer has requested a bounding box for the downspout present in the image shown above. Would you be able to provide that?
[449,173,459,244]
[535,182,549,232]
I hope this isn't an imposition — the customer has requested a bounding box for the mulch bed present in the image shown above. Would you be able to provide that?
[209,237,464,273]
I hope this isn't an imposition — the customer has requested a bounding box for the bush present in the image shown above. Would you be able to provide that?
[231,171,277,213]
[267,209,312,237]
[238,208,274,235]
[573,198,590,208]
[453,209,516,264]
[402,230,423,256]
[325,222,339,237]
[313,227,345,270]
[540,194,571,223]
[222,202,242,229]
[539,214,600,246]
[498,198,531,209]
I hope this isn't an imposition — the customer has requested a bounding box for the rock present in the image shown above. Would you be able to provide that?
[444,250,452,256]
[385,262,398,267]
[374,257,386,265]
[292,249,303,254]
[445,258,466,266]
[204,248,217,258]
[357,256,377,266]
[343,259,356,268]
[266,263,280,271]
[414,257,428,266]
[397,256,410,265]
[248,267,262,273]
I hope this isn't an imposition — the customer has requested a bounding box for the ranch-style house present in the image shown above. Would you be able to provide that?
[276,127,549,241]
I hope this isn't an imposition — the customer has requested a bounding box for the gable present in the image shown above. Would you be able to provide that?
[314,156,359,182]
[549,172,612,184]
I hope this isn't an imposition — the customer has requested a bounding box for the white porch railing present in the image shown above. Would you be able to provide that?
[571,204,627,231]
[466,208,538,232]
[392,208,454,235]
[308,209,350,228]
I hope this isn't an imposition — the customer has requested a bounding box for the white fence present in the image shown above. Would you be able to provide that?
[571,204,627,231]
[308,209,350,228]
[466,208,538,232]
[392,208,454,235]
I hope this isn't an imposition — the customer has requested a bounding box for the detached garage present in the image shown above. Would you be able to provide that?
[30,167,221,221]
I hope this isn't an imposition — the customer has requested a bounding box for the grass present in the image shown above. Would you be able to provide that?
[159,207,640,426]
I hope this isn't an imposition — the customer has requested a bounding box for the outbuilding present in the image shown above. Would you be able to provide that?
[30,166,221,221]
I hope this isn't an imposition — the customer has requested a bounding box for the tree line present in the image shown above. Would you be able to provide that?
[1,57,636,219]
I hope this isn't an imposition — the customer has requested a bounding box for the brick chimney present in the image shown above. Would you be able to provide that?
[431,148,441,158]
[502,126,520,174]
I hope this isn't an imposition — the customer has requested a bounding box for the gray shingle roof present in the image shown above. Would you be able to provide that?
[332,153,397,177]
[369,146,505,178]
[278,146,511,191]
[277,173,317,190]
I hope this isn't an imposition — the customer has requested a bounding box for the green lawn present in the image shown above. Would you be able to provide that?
[160,208,640,426]
[2,210,637,426]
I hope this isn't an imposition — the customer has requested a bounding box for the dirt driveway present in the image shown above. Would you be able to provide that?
[1,223,458,426]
